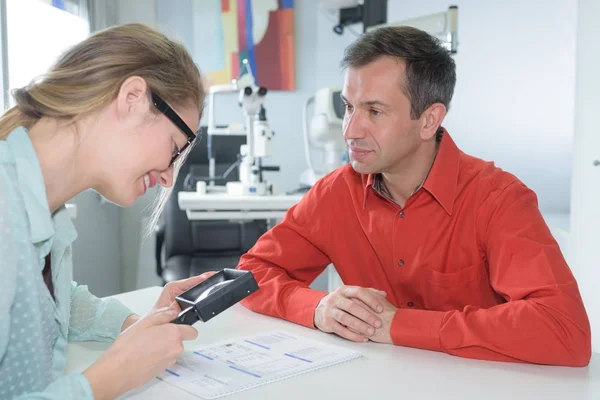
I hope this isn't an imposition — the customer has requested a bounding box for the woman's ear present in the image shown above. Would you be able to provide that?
[116,76,149,121]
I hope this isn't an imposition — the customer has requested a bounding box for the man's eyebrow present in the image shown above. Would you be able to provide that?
[362,100,391,108]
[339,94,390,109]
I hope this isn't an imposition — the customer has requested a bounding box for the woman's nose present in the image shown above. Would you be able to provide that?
[158,167,174,188]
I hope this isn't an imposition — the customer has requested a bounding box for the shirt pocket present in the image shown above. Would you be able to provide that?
[427,261,487,287]
[424,261,492,310]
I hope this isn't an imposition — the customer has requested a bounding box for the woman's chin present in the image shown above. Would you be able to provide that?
[96,190,138,208]
[119,197,138,207]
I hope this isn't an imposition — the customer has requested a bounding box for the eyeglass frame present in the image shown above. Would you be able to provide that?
[151,91,199,166]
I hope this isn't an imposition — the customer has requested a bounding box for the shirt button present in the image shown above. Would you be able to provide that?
[398,211,405,218]
[407,301,414,307]
[397,259,404,267]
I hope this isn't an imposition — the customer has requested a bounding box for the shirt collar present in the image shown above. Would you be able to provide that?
[421,128,460,215]
[362,173,376,209]
[362,127,460,215]
[5,126,77,245]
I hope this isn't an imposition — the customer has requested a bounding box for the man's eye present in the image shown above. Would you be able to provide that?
[371,109,381,116]
[173,142,180,157]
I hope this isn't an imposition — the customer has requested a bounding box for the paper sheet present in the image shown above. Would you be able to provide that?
[158,331,362,399]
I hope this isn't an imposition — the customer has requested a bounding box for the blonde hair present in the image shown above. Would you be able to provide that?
[0,23,205,234]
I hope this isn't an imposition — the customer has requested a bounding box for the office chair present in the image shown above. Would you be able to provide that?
[155,128,268,284]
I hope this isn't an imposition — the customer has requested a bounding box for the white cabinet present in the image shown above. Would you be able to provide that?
[571,0,600,354]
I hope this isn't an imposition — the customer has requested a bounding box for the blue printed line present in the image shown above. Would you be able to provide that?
[244,340,270,350]
[194,351,213,360]
[165,369,180,377]
[229,365,261,378]
[284,353,312,363]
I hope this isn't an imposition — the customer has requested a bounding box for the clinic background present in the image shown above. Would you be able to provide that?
[2,0,597,351]
[108,0,578,295]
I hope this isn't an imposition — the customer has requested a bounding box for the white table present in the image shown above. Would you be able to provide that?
[178,192,303,220]
[66,287,600,400]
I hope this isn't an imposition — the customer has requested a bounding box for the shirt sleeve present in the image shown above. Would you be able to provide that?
[68,282,135,342]
[390,181,592,367]
[236,178,334,328]
[13,374,93,400]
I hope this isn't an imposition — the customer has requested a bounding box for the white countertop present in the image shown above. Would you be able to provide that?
[65,286,600,400]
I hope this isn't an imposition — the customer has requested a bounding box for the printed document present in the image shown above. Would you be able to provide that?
[157,330,362,399]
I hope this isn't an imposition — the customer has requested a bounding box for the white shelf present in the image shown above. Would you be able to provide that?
[178,192,303,220]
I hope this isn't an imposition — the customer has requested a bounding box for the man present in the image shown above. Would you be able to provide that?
[236,26,591,366]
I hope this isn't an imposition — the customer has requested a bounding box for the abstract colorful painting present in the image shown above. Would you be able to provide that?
[193,0,295,91]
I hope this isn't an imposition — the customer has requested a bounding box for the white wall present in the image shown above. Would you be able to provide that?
[70,192,122,297]
[317,0,576,214]
[571,0,600,353]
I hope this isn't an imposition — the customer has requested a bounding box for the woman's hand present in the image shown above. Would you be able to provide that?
[119,271,218,332]
[151,271,218,313]
[84,271,217,400]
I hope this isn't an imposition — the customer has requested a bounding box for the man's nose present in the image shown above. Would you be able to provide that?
[343,111,365,140]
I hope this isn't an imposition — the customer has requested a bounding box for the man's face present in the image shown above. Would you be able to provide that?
[341,56,423,176]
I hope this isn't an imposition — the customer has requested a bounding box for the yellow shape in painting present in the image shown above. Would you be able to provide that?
[207,0,240,85]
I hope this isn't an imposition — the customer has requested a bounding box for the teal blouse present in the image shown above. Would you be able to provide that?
[0,127,134,399]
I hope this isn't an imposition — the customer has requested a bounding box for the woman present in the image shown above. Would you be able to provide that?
[0,23,214,399]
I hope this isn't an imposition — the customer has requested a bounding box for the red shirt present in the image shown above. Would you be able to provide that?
[237,130,591,366]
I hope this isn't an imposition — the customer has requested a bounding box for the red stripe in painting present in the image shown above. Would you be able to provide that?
[231,51,240,79]
[280,9,294,90]
[254,10,282,89]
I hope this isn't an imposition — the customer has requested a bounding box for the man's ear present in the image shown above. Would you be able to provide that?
[419,103,447,141]
[116,76,149,121]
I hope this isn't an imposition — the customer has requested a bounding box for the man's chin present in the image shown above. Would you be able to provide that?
[350,160,378,175]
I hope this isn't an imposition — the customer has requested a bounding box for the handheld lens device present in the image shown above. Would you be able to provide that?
[171,269,259,325]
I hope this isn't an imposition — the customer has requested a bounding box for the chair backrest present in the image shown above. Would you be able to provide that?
[163,129,265,259]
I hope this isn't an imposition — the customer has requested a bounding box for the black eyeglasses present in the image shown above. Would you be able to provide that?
[151,92,199,166]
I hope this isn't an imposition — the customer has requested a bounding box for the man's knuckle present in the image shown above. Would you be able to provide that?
[332,308,342,321]
[333,324,344,336]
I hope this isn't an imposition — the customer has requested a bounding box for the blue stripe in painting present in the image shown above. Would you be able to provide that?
[245,0,258,83]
